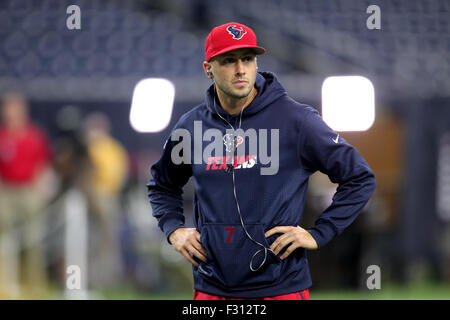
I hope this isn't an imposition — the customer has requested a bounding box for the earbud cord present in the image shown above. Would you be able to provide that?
[212,85,272,272]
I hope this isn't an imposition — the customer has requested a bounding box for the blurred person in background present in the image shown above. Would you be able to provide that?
[0,92,52,298]
[52,105,91,195]
[83,112,129,289]
[48,105,92,288]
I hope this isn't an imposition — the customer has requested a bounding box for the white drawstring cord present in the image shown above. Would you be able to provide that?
[212,86,274,272]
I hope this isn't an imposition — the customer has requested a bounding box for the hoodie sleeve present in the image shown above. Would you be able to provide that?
[147,128,193,244]
[298,106,376,248]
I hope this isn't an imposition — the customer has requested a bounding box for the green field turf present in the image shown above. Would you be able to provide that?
[95,281,450,300]
[9,280,448,300]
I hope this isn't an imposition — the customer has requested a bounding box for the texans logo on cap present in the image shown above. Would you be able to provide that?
[226,25,247,40]
[205,22,266,62]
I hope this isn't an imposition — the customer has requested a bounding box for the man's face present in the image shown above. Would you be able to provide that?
[1,95,28,128]
[206,48,258,100]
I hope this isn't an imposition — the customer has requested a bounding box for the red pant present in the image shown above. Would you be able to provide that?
[194,289,310,300]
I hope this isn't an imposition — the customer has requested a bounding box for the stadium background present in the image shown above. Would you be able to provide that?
[0,0,449,299]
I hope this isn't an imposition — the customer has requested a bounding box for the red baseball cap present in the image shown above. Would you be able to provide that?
[205,22,266,62]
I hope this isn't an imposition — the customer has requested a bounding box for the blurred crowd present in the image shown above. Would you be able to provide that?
[0,92,130,298]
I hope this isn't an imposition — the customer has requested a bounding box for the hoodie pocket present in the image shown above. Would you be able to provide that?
[198,223,282,290]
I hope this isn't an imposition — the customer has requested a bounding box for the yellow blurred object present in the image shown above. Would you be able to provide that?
[88,135,128,196]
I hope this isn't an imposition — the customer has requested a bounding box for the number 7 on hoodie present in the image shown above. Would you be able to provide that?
[225,227,234,243]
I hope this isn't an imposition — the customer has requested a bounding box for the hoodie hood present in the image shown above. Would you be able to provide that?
[205,71,287,118]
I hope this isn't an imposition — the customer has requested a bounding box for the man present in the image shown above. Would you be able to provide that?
[0,92,51,298]
[147,22,376,300]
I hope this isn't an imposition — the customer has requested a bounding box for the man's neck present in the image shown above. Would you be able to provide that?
[217,87,258,115]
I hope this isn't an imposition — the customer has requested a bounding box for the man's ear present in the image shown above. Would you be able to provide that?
[203,61,213,79]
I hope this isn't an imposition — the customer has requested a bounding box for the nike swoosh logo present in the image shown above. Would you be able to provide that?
[332,134,339,143]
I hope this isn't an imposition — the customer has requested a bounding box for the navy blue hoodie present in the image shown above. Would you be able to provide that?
[147,72,376,298]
